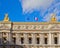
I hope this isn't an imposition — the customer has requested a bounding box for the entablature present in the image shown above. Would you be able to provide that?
[12,23,60,31]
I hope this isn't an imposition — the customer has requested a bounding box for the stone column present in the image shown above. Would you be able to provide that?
[48,33,52,48]
[0,33,2,44]
[58,33,60,44]
[32,33,36,45]
[24,33,28,44]
[40,34,44,45]
[51,33,54,44]
[48,33,51,45]
[8,33,12,45]
[16,34,20,45]
[7,33,9,44]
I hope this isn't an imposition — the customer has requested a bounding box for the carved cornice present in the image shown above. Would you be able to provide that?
[13,22,60,25]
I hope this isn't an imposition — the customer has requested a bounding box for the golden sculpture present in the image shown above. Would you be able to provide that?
[4,14,9,22]
[51,14,57,22]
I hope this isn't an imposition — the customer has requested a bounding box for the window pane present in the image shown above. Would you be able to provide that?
[36,38,40,44]
[21,37,24,44]
[12,37,16,44]
[54,37,58,44]
[29,38,32,44]
[44,38,47,44]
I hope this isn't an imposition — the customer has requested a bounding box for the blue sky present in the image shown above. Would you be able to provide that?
[0,0,60,22]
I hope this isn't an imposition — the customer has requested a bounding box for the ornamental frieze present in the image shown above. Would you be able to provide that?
[13,24,60,30]
[0,24,11,29]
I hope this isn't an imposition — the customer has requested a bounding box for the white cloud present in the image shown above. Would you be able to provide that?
[43,2,60,22]
[43,13,52,22]
[20,0,60,22]
[21,0,53,14]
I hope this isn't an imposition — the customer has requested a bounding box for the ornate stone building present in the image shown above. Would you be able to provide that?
[0,14,60,48]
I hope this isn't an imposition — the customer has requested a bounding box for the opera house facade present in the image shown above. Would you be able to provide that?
[0,14,60,48]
